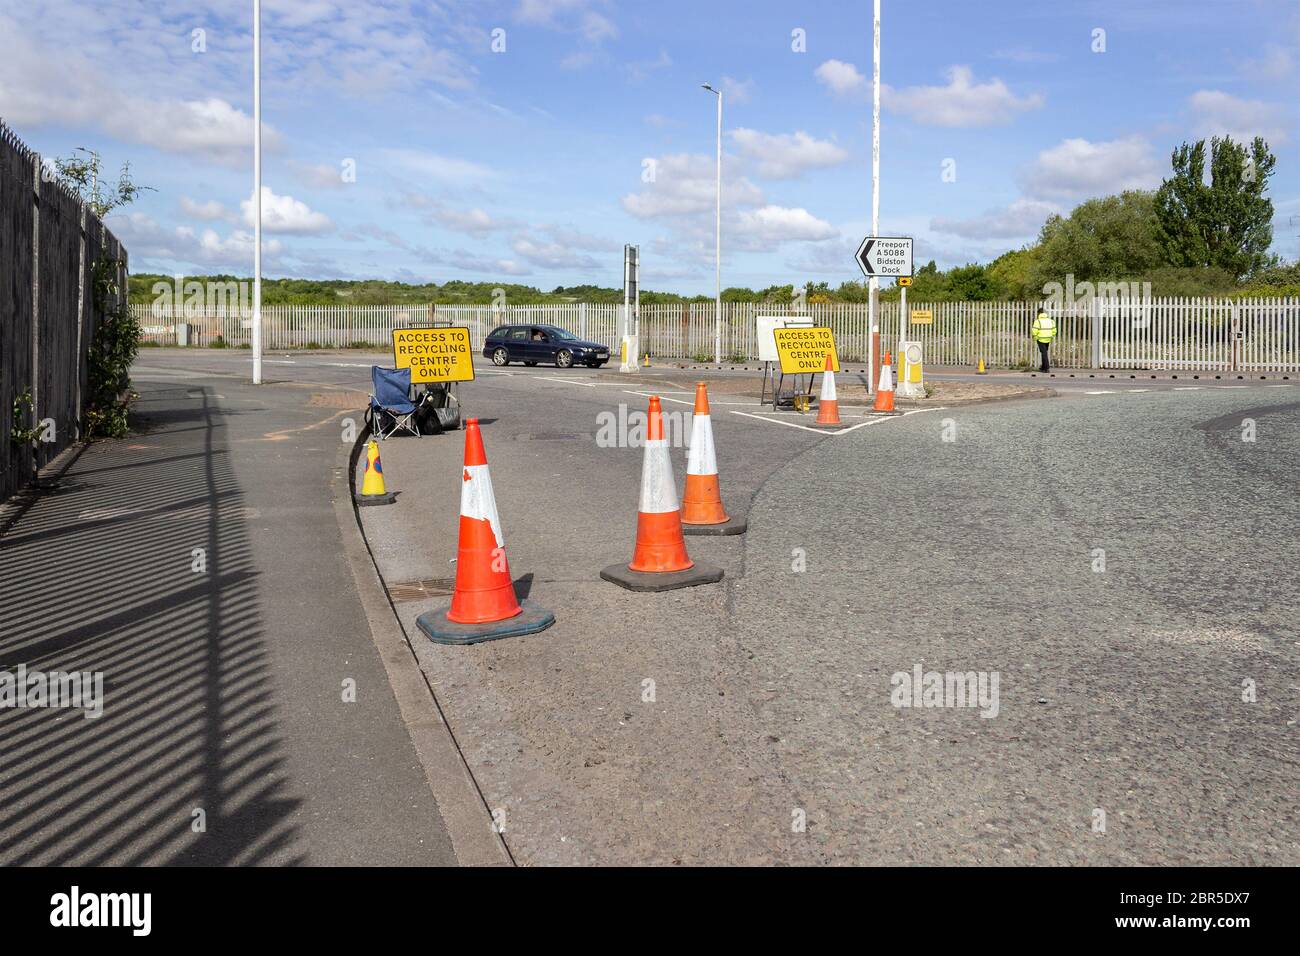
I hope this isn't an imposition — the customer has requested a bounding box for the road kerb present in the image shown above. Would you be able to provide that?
[333,426,513,867]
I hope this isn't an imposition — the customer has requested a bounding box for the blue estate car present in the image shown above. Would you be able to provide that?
[482,324,611,369]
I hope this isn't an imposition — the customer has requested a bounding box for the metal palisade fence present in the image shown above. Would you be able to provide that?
[1,120,129,503]
[132,295,1300,372]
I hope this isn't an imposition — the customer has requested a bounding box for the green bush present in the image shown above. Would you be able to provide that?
[85,256,141,439]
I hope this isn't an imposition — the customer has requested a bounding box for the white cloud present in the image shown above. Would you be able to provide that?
[0,14,278,167]
[729,129,849,180]
[239,187,333,235]
[381,149,495,185]
[1242,44,1293,81]
[179,197,233,222]
[931,198,1059,239]
[292,161,349,190]
[735,206,837,243]
[510,234,600,270]
[815,59,866,96]
[1188,90,1288,145]
[1020,137,1162,201]
[884,66,1043,127]
[445,249,530,276]
[622,153,763,219]
[721,76,755,105]
[108,211,284,271]
[622,152,836,258]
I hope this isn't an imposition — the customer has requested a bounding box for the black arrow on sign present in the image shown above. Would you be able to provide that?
[858,238,875,275]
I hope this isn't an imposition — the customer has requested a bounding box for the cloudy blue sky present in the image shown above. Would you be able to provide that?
[3,0,1296,293]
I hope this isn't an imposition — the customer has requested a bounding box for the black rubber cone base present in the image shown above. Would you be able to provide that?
[600,561,724,592]
[355,491,397,506]
[417,599,555,646]
[682,516,748,536]
[808,419,842,429]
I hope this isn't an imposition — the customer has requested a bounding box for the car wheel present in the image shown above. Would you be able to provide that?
[492,348,509,366]
[556,349,573,369]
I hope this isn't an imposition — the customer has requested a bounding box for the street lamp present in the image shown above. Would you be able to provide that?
[702,83,722,366]
[252,0,263,385]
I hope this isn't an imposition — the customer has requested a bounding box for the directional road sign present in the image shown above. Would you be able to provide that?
[855,236,913,278]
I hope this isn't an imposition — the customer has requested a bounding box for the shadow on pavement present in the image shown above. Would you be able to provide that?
[0,388,302,865]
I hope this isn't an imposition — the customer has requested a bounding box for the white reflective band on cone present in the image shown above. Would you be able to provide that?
[686,414,717,477]
[879,364,893,391]
[638,439,679,514]
[820,371,837,401]
[462,463,505,547]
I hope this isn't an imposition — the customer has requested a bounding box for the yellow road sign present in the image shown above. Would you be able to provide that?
[772,326,839,374]
[909,309,934,325]
[897,277,912,287]
[392,327,475,383]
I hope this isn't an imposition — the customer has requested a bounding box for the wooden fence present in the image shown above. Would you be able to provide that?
[135,296,1300,372]
[1,120,128,503]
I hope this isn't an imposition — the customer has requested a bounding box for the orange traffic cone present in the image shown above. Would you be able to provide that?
[601,396,723,591]
[872,351,896,413]
[681,384,747,536]
[814,352,840,426]
[417,419,555,644]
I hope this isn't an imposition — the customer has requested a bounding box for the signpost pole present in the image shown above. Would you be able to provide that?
[252,0,263,385]
[869,0,880,393]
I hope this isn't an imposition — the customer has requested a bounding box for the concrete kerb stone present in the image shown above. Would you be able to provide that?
[334,422,513,866]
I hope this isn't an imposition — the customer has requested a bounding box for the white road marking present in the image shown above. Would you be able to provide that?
[728,405,945,435]
[1174,386,1202,391]
[537,375,597,387]
[1084,390,1117,395]
[728,411,826,433]
[1265,384,1295,388]
[624,390,691,405]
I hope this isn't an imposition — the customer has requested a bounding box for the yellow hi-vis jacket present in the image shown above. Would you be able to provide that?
[1031,313,1057,344]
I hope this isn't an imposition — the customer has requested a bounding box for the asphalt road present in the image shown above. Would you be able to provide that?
[97,349,1298,865]
[0,357,456,865]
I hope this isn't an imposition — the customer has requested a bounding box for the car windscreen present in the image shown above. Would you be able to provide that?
[544,327,578,340]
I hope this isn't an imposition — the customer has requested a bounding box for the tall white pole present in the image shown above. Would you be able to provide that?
[252,0,263,385]
[714,89,723,366]
[871,0,881,392]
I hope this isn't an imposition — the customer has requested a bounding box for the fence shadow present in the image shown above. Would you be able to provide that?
[0,390,303,865]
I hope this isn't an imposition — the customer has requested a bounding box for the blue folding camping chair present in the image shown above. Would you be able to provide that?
[367,366,421,439]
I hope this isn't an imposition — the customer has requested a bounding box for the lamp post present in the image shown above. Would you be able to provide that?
[252,0,263,385]
[702,83,722,366]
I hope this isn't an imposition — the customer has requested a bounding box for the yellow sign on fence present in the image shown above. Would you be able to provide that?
[772,326,839,374]
[909,309,934,325]
[392,327,475,383]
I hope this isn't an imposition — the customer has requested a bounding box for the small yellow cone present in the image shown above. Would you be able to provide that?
[643,352,651,367]
[360,440,388,496]
[976,358,988,375]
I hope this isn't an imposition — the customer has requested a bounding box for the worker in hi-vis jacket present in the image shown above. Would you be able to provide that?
[1031,307,1057,372]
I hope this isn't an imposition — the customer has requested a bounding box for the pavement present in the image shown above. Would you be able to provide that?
[5,347,1295,866]
[0,361,464,865]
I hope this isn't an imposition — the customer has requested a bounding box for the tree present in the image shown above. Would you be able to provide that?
[1028,190,1163,294]
[52,147,154,217]
[1153,136,1276,280]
